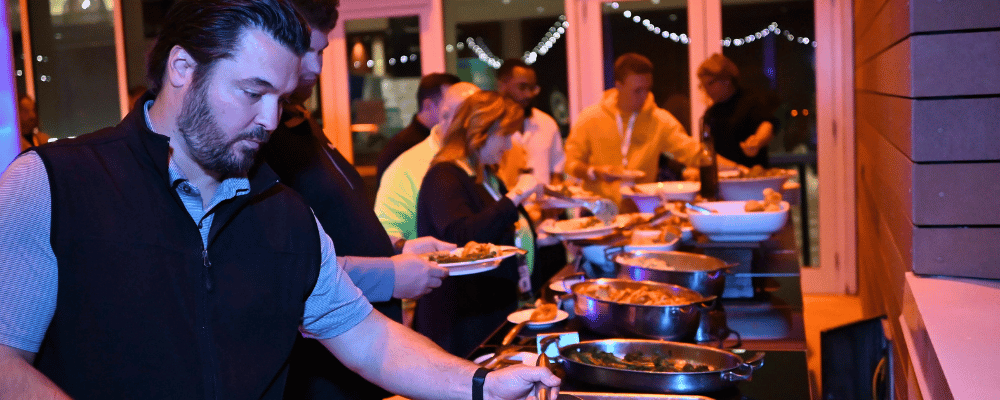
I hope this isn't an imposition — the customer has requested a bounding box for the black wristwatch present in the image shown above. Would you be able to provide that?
[472,367,491,400]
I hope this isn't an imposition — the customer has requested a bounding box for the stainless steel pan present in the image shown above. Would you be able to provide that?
[612,251,732,298]
[571,279,714,341]
[554,339,764,394]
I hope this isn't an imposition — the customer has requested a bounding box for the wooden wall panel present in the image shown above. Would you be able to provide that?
[911,32,1000,97]
[856,106,915,267]
[912,163,1000,225]
[912,97,1000,162]
[912,228,1000,279]
[856,38,911,96]
[912,0,1000,32]
[855,0,910,65]
[856,91,913,162]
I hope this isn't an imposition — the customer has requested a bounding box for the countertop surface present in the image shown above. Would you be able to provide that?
[903,272,1000,399]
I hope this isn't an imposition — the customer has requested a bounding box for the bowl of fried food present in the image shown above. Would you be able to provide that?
[688,189,789,242]
[718,165,793,201]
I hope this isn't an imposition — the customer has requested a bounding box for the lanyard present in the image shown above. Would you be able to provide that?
[615,112,637,167]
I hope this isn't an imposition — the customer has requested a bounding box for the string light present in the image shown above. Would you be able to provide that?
[621,12,816,48]
[448,13,816,70]
[451,16,568,69]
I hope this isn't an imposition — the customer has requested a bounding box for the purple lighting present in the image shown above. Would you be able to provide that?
[1,4,19,168]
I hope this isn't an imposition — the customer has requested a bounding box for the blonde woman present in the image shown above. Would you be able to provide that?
[413,91,544,356]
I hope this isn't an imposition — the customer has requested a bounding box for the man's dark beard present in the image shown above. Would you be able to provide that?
[177,75,268,177]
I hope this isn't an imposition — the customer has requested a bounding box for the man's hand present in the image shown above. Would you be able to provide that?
[391,253,449,299]
[0,345,70,400]
[484,364,561,400]
[506,174,544,206]
[740,136,765,157]
[592,165,623,183]
[402,236,457,255]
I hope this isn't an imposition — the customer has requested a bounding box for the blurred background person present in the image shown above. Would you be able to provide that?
[413,91,543,357]
[375,73,461,183]
[564,53,736,205]
[375,82,480,241]
[697,53,779,168]
[17,94,49,151]
[495,58,567,294]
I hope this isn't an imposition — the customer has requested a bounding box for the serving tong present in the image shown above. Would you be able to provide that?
[542,187,619,226]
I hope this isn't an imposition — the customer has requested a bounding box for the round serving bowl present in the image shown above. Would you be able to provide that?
[687,201,789,242]
[718,172,791,201]
[622,181,700,213]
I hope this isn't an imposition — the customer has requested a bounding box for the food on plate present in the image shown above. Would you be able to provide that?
[577,283,702,306]
[528,303,558,322]
[427,241,501,264]
[555,216,604,231]
[565,348,715,373]
[725,165,788,180]
[545,183,597,199]
[744,188,783,212]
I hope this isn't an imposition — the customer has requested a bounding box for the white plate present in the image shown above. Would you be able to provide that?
[548,276,587,293]
[506,308,570,328]
[426,246,520,276]
[606,169,646,180]
[542,217,619,240]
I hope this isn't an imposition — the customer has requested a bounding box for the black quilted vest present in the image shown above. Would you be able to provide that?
[32,101,321,400]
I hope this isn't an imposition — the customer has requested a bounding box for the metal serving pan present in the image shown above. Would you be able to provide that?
[571,279,714,341]
[556,339,764,394]
[613,251,732,298]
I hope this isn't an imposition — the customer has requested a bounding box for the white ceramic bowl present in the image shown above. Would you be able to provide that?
[718,174,790,201]
[622,181,700,213]
[687,200,789,242]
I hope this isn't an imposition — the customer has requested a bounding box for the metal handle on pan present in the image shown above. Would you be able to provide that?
[603,245,626,262]
[720,352,765,382]
[534,335,563,400]
[694,295,718,310]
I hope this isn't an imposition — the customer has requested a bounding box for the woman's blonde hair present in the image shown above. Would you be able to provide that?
[432,91,523,182]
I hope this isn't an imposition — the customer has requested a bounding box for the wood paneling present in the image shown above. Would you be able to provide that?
[913,163,1000,225]
[856,38,911,96]
[911,32,1000,97]
[912,227,1000,279]
[858,32,1000,98]
[912,97,1000,162]
[856,91,912,162]
[912,0,1000,32]
[855,0,910,65]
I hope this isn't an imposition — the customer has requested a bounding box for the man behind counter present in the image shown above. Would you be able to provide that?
[564,53,736,203]
[0,0,559,398]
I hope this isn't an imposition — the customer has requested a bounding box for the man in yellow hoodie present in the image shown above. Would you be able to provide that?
[565,53,734,203]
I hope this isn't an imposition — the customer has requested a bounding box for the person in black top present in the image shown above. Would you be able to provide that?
[375,73,461,183]
[260,1,453,398]
[414,91,545,357]
[697,53,780,167]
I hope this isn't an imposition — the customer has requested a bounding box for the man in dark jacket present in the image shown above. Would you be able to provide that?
[0,1,560,399]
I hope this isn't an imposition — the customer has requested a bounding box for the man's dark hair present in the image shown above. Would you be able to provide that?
[288,0,339,32]
[496,58,531,82]
[146,0,311,95]
[613,53,654,83]
[416,73,461,111]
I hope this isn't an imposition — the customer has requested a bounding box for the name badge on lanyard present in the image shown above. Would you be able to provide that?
[615,112,637,167]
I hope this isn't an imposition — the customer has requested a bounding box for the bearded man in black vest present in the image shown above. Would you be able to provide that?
[0,0,559,399]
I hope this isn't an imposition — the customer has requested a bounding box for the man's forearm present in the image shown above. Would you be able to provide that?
[320,311,478,400]
[0,345,70,400]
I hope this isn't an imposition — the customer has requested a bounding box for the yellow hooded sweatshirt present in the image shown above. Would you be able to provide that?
[565,88,700,203]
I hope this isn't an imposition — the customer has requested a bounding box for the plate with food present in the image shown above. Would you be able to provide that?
[424,242,522,276]
[507,304,569,328]
[542,216,621,240]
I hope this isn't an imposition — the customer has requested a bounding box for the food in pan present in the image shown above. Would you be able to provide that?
[427,241,500,264]
[528,304,558,322]
[616,253,675,271]
[565,348,716,373]
[555,216,604,231]
[744,188,783,212]
[577,283,702,306]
